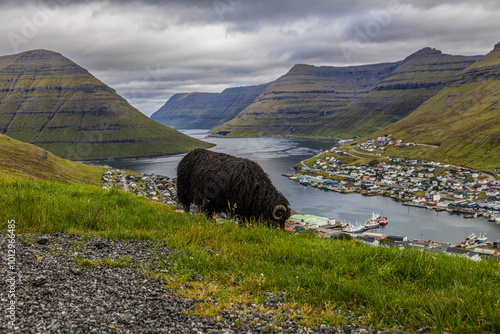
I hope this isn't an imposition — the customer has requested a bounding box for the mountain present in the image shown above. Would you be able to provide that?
[151,83,268,129]
[212,62,400,137]
[370,42,500,169]
[0,133,104,185]
[316,48,478,138]
[0,49,213,160]
[212,48,477,138]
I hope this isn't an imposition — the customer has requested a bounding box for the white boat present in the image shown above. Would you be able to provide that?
[464,232,488,246]
[364,213,380,230]
[343,223,365,233]
[477,232,487,243]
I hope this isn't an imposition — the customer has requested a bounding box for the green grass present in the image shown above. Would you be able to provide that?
[0,134,104,185]
[1,177,499,333]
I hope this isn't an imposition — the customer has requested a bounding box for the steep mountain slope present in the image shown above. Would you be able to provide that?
[0,133,104,185]
[319,48,478,138]
[151,83,269,129]
[213,48,477,138]
[0,50,212,160]
[212,62,400,137]
[372,42,500,169]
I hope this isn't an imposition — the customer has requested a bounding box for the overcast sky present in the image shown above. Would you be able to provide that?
[1,0,499,116]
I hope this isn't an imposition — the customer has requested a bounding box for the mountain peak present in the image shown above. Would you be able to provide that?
[404,47,443,62]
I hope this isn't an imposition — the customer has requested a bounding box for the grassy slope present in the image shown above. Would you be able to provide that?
[0,50,213,160]
[2,177,499,333]
[314,49,476,139]
[0,134,104,185]
[212,63,399,138]
[370,45,500,169]
[213,50,475,140]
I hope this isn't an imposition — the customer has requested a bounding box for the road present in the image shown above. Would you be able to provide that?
[121,174,129,192]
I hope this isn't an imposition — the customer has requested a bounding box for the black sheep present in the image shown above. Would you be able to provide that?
[176,149,291,228]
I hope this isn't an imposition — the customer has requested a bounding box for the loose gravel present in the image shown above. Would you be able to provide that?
[1,233,404,333]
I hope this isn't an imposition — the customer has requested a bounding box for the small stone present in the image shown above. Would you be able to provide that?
[119,314,132,324]
[189,274,204,282]
[94,241,106,249]
[70,268,82,275]
[33,276,48,287]
[37,236,49,245]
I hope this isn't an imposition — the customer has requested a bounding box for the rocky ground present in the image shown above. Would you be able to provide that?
[1,233,406,333]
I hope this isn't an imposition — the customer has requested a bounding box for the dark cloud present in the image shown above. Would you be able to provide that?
[0,0,499,115]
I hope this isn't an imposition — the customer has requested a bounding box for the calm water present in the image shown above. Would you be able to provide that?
[103,130,500,244]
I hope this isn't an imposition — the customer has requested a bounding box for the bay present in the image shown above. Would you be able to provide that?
[103,130,500,244]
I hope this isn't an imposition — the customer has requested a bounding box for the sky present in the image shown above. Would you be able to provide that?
[1,0,499,116]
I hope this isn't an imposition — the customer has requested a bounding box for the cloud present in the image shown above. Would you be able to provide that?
[0,0,499,115]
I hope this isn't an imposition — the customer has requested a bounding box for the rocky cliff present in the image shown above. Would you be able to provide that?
[151,83,268,129]
[0,50,212,160]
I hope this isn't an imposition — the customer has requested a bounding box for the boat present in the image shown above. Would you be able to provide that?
[364,213,380,230]
[463,232,488,246]
[342,223,365,233]
[488,215,500,223]
[377,216,388,226]
[477,232,487,243]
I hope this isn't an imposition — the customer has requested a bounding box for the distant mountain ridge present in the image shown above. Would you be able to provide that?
[212,62,401,137]
[151,83,268,129]
[155,47,478,139]
[0,49,212,160]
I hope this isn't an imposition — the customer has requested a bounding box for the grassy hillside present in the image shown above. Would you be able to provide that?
[318,48,477,138]
[212,49,476,139]
[371,43,500,169]
[212,62,400,138]
[2,177,499,333]
[0,49,213,160]
[0,133,104,185]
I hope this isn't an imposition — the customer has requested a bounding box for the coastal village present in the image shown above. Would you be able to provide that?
[101,147,500,261]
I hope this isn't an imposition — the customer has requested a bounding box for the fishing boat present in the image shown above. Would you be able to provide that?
[377,216,388,226]
[477,232,487,243]
[364,213,380,230]
[342,223,365,233]
[463,232,488,247]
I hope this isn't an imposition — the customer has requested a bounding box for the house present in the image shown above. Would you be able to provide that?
[472,248,498,257]
[362,237,379,246]
[386,235,408,242]
[288,214,334,227]
[494,240,500,249]
[445,247,482,261]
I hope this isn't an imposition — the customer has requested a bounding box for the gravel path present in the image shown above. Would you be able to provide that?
[1,233,398,334]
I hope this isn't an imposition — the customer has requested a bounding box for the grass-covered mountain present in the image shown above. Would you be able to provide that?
[213,48,477,138]
[211,62,400,137]
[0,49,213,160]
[370,42,500,170]
[316,48,478,139]
[0,133,103,185]
[151,84,268,129]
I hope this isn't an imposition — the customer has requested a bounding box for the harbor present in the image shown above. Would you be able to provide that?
[101,165,499,262]
[102,130,500,246]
